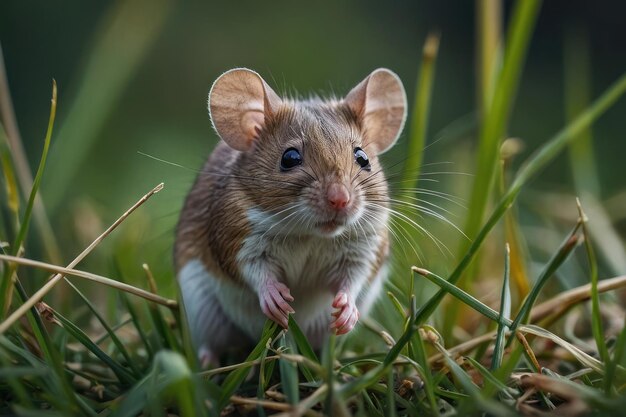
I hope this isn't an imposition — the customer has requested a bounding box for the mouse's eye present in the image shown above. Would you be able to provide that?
[280,148,302,171]
[354,147,370,170]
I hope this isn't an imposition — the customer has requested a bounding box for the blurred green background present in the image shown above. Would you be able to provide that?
[1,0,625,298]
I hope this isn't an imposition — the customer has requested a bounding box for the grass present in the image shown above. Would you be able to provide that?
[2,0,626,415]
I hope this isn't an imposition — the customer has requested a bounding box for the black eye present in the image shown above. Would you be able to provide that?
[354,147,370,169]
[280,148,302,171]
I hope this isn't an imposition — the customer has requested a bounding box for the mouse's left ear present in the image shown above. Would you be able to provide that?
[209,68,282,151]
[344,68,407,154]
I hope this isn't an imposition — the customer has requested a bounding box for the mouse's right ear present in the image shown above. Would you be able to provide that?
[344,68,407,155]
[209,68,282,151]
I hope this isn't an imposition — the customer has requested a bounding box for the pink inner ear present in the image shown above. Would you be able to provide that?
[241,110,265,141]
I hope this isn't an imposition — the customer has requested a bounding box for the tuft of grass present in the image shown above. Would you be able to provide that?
[445,0,540,340]
[490,243,510,371]
[0,80,56,317]
[463,0,542,245]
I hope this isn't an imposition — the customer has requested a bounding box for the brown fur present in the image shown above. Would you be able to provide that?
[175,68,406,358]
[175,99,390,285]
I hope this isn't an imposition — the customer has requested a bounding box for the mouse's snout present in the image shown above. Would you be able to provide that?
[327,183,351,211]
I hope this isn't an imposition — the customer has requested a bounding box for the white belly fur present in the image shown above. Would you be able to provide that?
[179,211,388,350]
[179,249,387,350]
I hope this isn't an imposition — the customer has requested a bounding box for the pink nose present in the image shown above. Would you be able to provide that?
[327,183,350,210]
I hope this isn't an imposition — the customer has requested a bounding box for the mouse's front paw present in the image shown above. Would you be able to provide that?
[331,291,359,335]
[259,279,294,328]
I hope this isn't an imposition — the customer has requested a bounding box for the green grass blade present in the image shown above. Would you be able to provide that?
[120,292,154,359]
[384,367,397,417]
[112,351,210,417]
[0,81,56,316]
[11,280,96,416]
[141,302,164,352]
[577,201,610,367]
[65,281,141,376]
[143,264,181,353]
[288,315,318,382]
[564,24,600,196]
[152,351,205,417]
[606,320,626,393]
[262,352,277,391]
[401,32,439,187]
[464,356,515,400]
[408,329,438,414]
[499,152,531,302]
[288,315,318,363]
[148,303,179,351]
[476,0,502,114]
[0,347,35,406]
[447,0,541,341]
[509,226,580,334]
[51,308,136,385]
[94,317,132,344]
[366,383,419,417]
[256,342,270,417]
[463,0,542,243]
[113,262,157,357]
[279,335,300,405]
[323,332,336,414]
[413,266,508,325]
[217,320,280,412]
[386,291,406,321]
[491,244,511,371]
[432,334,516,416]
[401,290,438,414]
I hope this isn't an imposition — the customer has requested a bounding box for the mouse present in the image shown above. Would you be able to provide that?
[174,67,407,366]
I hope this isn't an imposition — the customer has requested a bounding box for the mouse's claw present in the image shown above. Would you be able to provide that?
[260,279,294,328]
[330,291,359,335]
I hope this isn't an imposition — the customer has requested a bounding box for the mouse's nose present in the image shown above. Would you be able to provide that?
[327,183,351,210]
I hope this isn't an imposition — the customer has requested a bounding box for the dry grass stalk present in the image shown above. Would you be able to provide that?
[0,183,165,334]
[198,355,280,378]
[516,331,541,371]
[428,275,626,364]
[273,384,328,417]
[0,254,177,309]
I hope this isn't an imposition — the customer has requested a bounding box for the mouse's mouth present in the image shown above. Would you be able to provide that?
[314,213,354,236]
[316,219,344,233]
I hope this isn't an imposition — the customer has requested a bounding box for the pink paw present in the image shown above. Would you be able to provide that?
[331,291,359,335]
[259,279,294,328]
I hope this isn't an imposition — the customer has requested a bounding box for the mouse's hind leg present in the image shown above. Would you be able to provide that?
[178,259,249,367]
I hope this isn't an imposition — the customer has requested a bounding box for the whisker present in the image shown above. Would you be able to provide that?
[415,171,474,177]
[392,189,467,207]
[369,203,452,258]
[280,208,309,247]
[386,197,458,218]
[138,151,199,172]
[372,198,469,240]
[258,204,306,241]
[362,210,422,264]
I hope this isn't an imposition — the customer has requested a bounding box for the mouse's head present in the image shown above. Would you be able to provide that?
[209,68,406,238]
